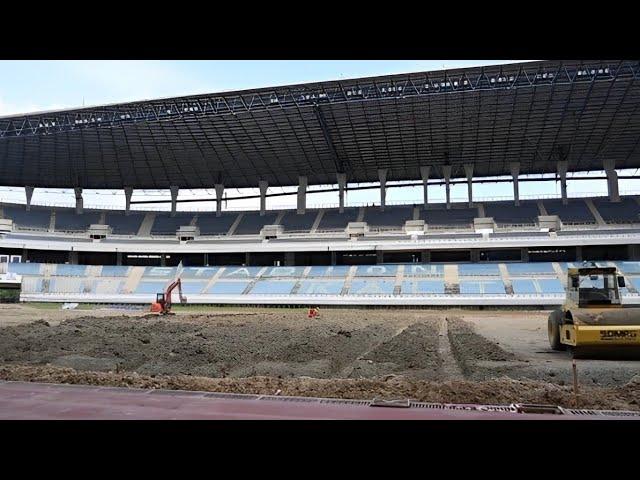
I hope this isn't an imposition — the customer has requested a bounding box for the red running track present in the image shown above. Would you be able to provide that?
[0,380,633,420]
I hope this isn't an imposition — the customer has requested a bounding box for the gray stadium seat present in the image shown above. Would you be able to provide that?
[195,212,238,235]
[1,204,51,230]
[233,211,279,235]
[317,207,359,231]
[420,203,478,227]
[543,199,595,224]
[104,212,146,235]
[278,210,318,232]
[363,205,414,228]
[54,209,101,232]
[593,197,640,223]
[483,200,539,225]
[150,213,195,235]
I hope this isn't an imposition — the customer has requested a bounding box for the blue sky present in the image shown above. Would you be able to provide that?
[0,60,627,210]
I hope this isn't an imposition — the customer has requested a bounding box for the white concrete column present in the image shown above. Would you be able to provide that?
[258,181,268,216]
[603,158,620,202]
[464,164,474,207]
[378,168,388,210]
[25,186,34,212]
[442,165,452,209]
[420,166,431,207]
[74,188,83,214]
[337,172,347,213]
[557,161,568,205]
[169,185,179,217]
[214,184,224,217]
[124,187,133,215]
[510,162,521,206]
[297,176,307,214]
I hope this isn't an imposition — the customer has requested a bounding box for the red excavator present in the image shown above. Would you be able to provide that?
[150,278,187,314]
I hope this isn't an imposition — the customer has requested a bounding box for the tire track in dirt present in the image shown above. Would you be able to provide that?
[438,317,464,380]
[338,325,409,378]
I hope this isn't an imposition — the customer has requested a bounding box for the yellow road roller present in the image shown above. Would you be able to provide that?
[548,263,640,355]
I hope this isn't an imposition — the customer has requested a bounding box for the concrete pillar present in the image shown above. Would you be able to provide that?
[337,172,347,213]
[124,187,133,215]
[25,186,34,211]
[258,181,268,216]
[421,251,431,263]
[442,165,452,209]
[74,188,83,214]
[378,169,388,210]
[420,166,431,207]
[160,254,167,267]
[510,162,521,206]
[116,251,123,266]
[214,184,225,217]
[297,176,307,214]
[69,250,78,265]
[576,246,583,262]
[203,252,209,266]
[331,251,337,266]
[376,250,384,264]
[603,158,620,202]
[470,249,480,262]
[464,164,474,207]
[520,247,529,262]
[245,252,251,266]
[169,185,179,217]
[557,161,568,205]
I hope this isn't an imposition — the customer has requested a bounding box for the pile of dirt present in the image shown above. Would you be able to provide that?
[1,364,639,411]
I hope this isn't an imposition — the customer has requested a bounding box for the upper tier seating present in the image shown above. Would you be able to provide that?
[104,212,146,235]
[593,197,640,223]
[317,207,359,231]
[195,212,238,235]
[543,199,595,224]
[363,206,414,229]
[150,213,195,235]
[54,209,102,232]
[1,205,51,230]
[420,203,478,227]
[233,211,279,235]
[483,200,539,225]
[278,210,318,232]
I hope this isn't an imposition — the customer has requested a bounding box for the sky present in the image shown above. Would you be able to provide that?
[0,60,632,210]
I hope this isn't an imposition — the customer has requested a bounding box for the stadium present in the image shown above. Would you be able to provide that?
[2,59,640,419]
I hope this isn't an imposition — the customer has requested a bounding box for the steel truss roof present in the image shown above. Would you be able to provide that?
[1,60,639,190]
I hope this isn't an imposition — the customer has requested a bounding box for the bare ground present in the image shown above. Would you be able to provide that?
[1,304,639,410]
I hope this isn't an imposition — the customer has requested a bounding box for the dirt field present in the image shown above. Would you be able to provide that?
[1,304,639,410]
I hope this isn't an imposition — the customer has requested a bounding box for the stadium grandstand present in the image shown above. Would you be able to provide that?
[2,59,640,306]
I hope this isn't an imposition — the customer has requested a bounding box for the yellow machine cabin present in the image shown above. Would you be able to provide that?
[548,263,640,354]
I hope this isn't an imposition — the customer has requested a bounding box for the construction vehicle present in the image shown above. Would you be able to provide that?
[548,263,640,355]
[150,278,187,314]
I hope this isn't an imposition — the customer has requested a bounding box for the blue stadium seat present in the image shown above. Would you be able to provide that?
[616,262,640,275]
[2,205,51,230]
[104,212,146,235]
[543,199,595,224]
[249,280,297,295]
[461,280,506,295]
[196,212,238,235]
[511,279,537,294]
[279,210,318,232]
[458,264,501,276]
[142,267,177,278]
[307,266,351,277]
[355,265,398,277]
[421,204,478,227]
[134,281,168,295]
[403,264,444,277]
[150,213,195,235]
[363,206,414,228]
[537,279,565,294]
[507,263,555,275]
[99,266,131,277]
[401,280,445,294]
[349,279,395,295]
[296,280,345,295]
[206,281,251,295]
[593,197,640,223]
[54,265,88,276]
[219,266,263,279]
[317,208,359,231]
[7,262,42,275]
[484,200,539,225]
[180,267,219,279]
[180,281,208,294]
[54,209,101,232]
[233,212,279,235]
[262,266,306,277]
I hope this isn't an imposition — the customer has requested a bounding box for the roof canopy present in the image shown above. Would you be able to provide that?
[1,60,639,190]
